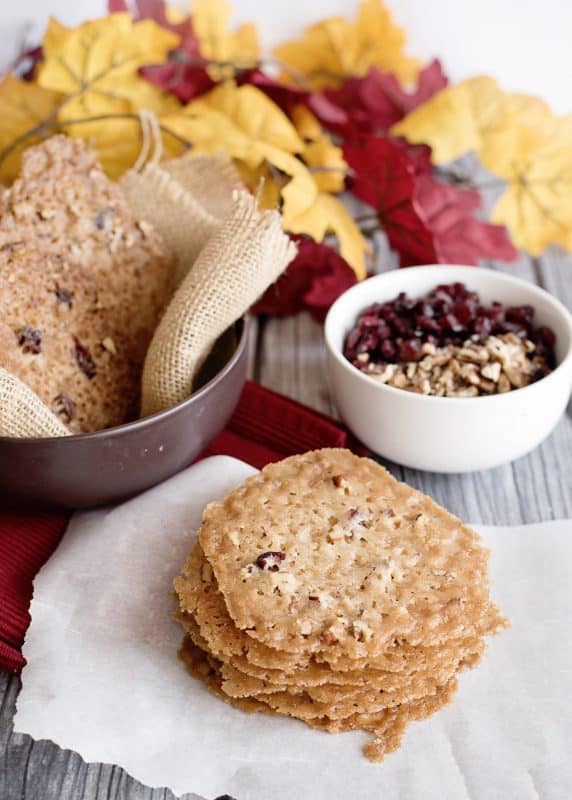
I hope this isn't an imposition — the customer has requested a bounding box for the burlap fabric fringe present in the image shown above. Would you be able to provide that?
[141,190,296,416]
[120,152,242,285]
[0,367,69,438]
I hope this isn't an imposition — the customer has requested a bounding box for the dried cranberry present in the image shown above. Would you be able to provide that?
[54,286,73,306]
[74,339,97,379]
[380,339,396,360]
[17,326,42,354]
[343,282,557,378]
[471,316,492,338]
[54,394,76,422]
[397,338,422,362]
[535,326,556,348]
[255,551,286,572]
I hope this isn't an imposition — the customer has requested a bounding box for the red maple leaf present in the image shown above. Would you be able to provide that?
[139,60,214,103]
[238,70,307,117]
[110,0,214,102]
[309,60,447,137]
[413,175,518,265]
[252,238,357,322]
[344,136,517,267]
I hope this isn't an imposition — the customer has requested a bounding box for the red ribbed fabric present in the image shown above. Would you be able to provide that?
[0,381,358,673]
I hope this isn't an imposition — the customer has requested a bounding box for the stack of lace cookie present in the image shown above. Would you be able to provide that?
[174,448,508,761]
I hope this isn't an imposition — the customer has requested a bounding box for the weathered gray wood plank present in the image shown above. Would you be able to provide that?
[0,671,207,798]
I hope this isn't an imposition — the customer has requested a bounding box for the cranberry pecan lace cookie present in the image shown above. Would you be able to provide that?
[175,448,508,761]
[0,135,174,432]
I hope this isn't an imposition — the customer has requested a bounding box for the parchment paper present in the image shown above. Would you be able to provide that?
[14,456,572,800]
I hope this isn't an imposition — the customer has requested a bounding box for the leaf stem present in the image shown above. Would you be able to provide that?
[0,112,193,171]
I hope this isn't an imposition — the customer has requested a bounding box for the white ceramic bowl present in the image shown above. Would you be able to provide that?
[325,266,572,472]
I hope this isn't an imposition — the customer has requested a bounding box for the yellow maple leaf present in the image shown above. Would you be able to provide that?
[64,116,159,180]
[302,135,347,194]
[0,75,63,183]
[392,76,508,164]
[274,0,419,90]
[192,0,259,71]
[282,172,368,278]
[38,14,179,119]
[162,82,304,175]
[290,104,323,141]
[483,113,572,255]
[235,161,281,210]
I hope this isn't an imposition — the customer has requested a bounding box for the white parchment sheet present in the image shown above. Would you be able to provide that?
[14,456,572,800]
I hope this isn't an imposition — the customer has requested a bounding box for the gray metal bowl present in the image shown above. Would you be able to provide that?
[0,318,251,510]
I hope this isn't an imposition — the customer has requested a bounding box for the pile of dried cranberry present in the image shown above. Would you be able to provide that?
[344,282,556,372]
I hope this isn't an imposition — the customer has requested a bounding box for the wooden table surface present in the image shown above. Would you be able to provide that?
[1,250,571,800]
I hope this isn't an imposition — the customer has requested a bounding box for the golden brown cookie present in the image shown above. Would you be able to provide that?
[175,449,508,763]
[197,449,499,658]
[0,135,174,432]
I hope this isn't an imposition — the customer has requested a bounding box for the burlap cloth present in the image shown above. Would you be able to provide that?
[0,152,296,437]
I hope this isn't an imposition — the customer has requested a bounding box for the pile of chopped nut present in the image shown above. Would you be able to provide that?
[361,333,549,397]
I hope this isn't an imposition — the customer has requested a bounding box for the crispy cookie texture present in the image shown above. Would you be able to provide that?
[197,448,502,657]
[0,135,174,432]
[175,448,508,762]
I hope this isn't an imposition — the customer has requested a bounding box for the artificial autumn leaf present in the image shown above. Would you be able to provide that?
[290,104,323,141]
[162,81,305,175]
[274,0,419,90]
[481,112,572,254]
[302,136,346,193]
[236,161,281,210]
[413,174,517,265]
[344,135,516,266]
[282,172,368,278]
[309,59,447,137]
[238,69,307,117]
[66,116,147,179]
[112,0,212,103]
[192,0,259,69]
[0,75,63,182]
[345,136,435,265]
[38,14,179,119]
[7,44,44,81]
[108,0,200,55]
[252,238,357,322]
[140,60,215,103]
[391,76,507,164]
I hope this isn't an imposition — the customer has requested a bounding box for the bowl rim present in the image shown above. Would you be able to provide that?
[324,265,572,405]
[0,315,251,445]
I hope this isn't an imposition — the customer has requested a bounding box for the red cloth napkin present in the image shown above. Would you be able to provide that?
[0,381,359,674]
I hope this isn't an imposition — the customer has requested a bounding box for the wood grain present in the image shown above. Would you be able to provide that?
[1,251,571,800]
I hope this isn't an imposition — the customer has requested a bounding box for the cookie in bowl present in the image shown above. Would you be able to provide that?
[0,135,174,433]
